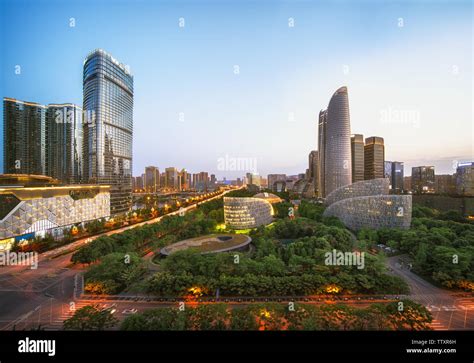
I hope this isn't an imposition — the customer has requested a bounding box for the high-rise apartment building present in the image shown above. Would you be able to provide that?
[351,134,364,183]
[364,136,385,180]
[46,104,83,184]
[83,49,134,215]
[144,166,159,193]
[318,87,352,197]
[3,98,46,175]
[165,167,178,190]
[411,166,435,194]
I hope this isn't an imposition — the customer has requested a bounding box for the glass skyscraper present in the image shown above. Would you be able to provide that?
[318,87,352,197]
[3,98,46,175]
[83,49,133,215]
[46,104,83,184]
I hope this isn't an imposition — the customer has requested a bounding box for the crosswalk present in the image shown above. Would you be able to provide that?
[43,301,94,331]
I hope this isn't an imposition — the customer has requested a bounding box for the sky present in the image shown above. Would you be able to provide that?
[0,0,472,179]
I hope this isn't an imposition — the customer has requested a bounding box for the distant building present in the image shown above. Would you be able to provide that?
[268,174,286,192]
[3,98,46,176]
[404,176,412,192]
[435,174,456,195]
[364,136,385,180]
[351,134,365,183]
[144,166,159,193]
[165,167,178,190]
[309,150,319,194]
[385,161,404,193]
[456,162,474,196]
[411,166,435,194]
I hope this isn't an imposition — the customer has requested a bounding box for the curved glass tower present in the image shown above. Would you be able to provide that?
[83,49,133,215]
[319,86,352,197]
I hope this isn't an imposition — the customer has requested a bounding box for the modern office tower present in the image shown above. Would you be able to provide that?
[435,174,456,195]
[144,166,159,193]
[46,104,83,184]
[351,134,365,183]
[317,110,327,197]
[165,167,178,190]
[385,161,404,193]
[318,87,352,197]
[411,166,435,194]
[364,136,385,180]
[210,174,216,186]
[83,49,133,215]
[455,162,474,196]
[391,161,404,193]
[308,150,319,194]
[3,98,46,175]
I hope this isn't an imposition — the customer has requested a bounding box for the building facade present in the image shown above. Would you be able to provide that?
[3,98,46,176]
[323,178,412,231]
[224,195,276,229]
[318,87,352,197]
[456,162,474,196]
[385,161,404,193]
[144,166,159,193]
[83,49,133,215]
[46,104,84,184]
[0,175,110,250]
[351,134,365,183]
[364,136,385,180]
[411,166,435,194]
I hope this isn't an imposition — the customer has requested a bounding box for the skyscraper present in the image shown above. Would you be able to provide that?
[364,136,385,180]
[3,98,46,175]
[455,162,474,196]
[144,166,159,193]
[411,166,435,194]
[318,87,352,197]
[46,104,83,184]
[351,134,364,183]
[165,167,178,190]
[385,161,404,193]
[83,49,133,215]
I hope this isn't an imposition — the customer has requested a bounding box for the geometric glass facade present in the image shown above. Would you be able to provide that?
[224,196,274,229]
[323,178,412,231]
[83,49,133,215]
[0,184,110,241]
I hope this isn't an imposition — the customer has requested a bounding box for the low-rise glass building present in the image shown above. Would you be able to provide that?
[0,175,110,250]
[224,194,277,229]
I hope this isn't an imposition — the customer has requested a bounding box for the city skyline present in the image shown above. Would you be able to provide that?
[1,0,472,179]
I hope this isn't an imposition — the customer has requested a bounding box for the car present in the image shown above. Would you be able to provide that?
[122,308,138,315]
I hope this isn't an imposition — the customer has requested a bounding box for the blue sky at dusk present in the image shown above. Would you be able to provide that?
[0,0,472,178]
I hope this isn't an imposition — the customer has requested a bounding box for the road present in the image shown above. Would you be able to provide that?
[0,189,235,331]
[387,255,474,330]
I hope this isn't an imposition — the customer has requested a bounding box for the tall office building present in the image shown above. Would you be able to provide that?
[318,87,352,197]
[3,98,46,175]
[411,166,435,194]
[46,104,83,184]
[364,136,385,180]
[165,167,178,190]
[83,49,134,215]
[351,134,365,183]
[144,166,159,193]
[385,161,404,193]
[179,169,189,190]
